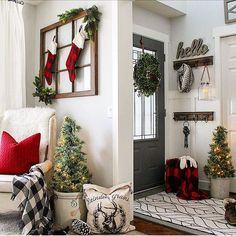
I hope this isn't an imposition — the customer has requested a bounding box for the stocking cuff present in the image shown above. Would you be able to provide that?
[48,40,57,55]
[73,32,86,49]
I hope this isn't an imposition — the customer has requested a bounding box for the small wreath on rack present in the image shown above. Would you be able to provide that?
[133,53,161,97]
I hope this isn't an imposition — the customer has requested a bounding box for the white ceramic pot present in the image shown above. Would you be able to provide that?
[211,178,230,199]
[54,191,87,229]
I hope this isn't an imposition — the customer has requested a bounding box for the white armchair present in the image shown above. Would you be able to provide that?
[0,107,56,212]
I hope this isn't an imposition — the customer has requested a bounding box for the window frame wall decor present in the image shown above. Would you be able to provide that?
[224,0,236,24]
[40,11,98,99]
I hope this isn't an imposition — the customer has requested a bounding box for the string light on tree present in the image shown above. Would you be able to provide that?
[204,126,235,178]
[52,116,91,192]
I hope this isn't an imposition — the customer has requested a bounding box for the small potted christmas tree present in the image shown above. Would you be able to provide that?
[52,116,91,229]
[204,126,235,199]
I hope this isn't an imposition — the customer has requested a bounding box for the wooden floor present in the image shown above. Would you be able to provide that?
[132,217,190,235]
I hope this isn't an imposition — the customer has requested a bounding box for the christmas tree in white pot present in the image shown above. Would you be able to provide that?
[204,126,235,199]
[52,116,91,229]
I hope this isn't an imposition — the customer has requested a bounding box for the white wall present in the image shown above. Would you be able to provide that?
[23,3,36,107]
[23,0,230,190]
[169,0,226,189]
[33,1,114,187]
[112,1,133,185]
[31,1,133,188]
[170,0,225,90]
[133,4,171,36]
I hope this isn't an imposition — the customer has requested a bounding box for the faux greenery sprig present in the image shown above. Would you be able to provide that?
[32,76,56,106]
[133,53,161,97]
[58,5,102,41]
[58,8,83,23]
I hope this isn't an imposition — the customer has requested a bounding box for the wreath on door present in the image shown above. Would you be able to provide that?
[133,52,161,97]
[134,53,161,97]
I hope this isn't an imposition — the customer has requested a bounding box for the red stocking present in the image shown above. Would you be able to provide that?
[44,40,57,85]
[66,31,86,82]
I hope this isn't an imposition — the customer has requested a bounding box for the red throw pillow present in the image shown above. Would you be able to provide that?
[0,131,41,174]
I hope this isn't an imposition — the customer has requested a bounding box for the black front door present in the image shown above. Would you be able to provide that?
[133,34,165,193]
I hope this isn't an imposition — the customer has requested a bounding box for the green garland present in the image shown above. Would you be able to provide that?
[58,8,83,22]
[58,5,101,41]
[133,53,161,97]
[32,76,56,106]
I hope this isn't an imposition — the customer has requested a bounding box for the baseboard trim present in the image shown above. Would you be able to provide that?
[230,177,236,193]
[134,179,236,196]
[199,179,210,191]
[134,185,164,199]
[199,178,236,193]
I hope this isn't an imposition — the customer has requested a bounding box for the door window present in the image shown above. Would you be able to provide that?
[133,47,158,140]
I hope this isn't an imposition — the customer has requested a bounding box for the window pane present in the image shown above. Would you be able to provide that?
[133,46,157,140]
[57,71,71,94]
[74,66,91,91]
[134,91,142,140]
[144,94,156,139]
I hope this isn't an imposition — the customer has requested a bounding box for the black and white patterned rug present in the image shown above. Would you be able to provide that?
[134,191,236,235]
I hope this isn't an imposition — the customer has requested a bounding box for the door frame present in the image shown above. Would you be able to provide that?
[213,24,236,192]
[133,24,170,164]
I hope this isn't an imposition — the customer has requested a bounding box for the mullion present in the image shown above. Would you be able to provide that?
[155,92,158,139]
[134,91,136,137]
[55,27,59,94]
[52,64,91,74]
[43,39,90,54]
[72,20,75,93]
[141,95,145,139]
[43,44,71,54]
[40,32,45,87]
[153,93,155,138]
[150,95,153,137]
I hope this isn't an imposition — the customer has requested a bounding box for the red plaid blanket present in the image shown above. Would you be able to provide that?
[165,158,209,200]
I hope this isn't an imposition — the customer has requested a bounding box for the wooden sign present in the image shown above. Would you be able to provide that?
[176,39,209,59]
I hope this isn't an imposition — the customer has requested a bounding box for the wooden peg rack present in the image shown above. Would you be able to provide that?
[173,56,213,70]
[173,112,214,122]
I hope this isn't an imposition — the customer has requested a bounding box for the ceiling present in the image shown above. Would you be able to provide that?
[24,0,42,5]
[25,0,186,18]
[134,0,186,18]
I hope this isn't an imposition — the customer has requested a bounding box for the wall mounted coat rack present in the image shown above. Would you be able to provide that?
[173,112,214,122]
[173,56,213,70]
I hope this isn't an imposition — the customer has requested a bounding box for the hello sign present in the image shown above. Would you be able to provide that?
[176,38,209,59]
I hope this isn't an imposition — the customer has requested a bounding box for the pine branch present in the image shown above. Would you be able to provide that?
[58,5,102,41]
[32,76,55,106]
